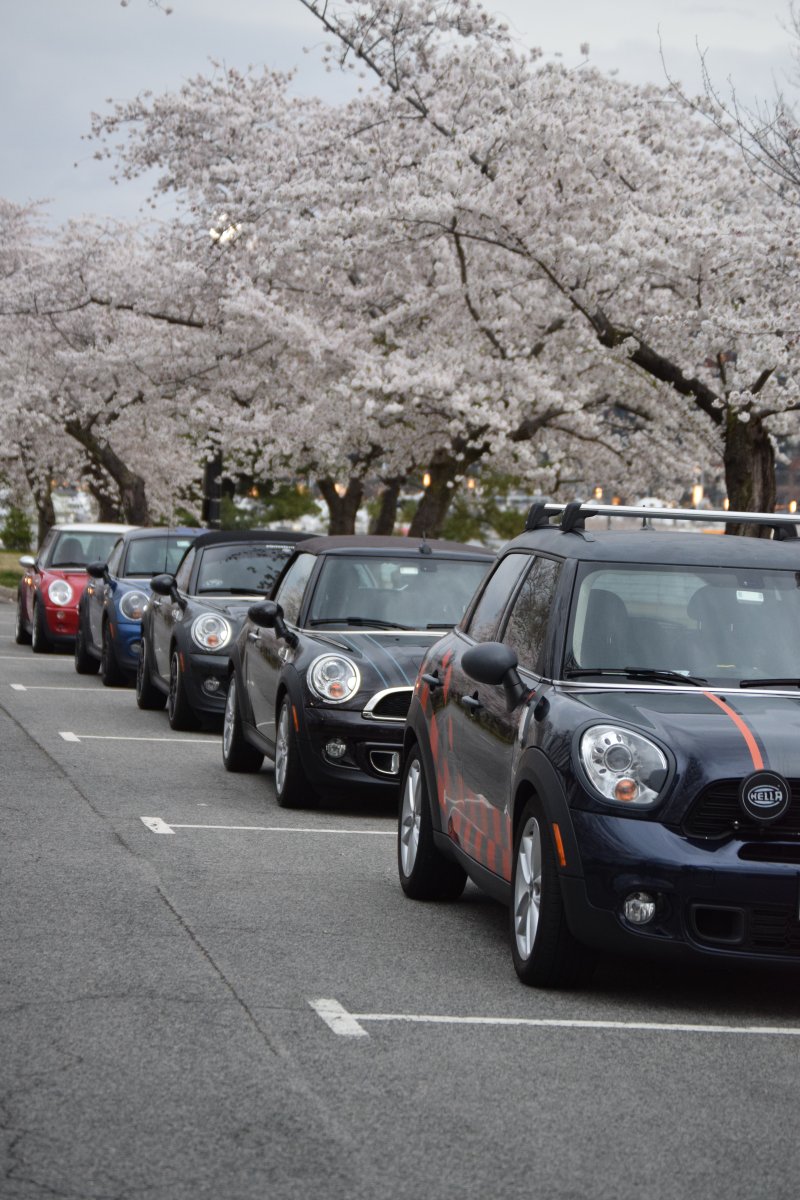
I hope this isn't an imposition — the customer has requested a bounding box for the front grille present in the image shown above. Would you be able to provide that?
[683,779,800,839]
[750,906,800,955]
[363,688,413,722]
[690,902,800,957]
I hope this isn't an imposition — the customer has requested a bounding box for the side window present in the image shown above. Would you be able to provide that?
[465,553,531,643]
[174,548,196,592]
[274,553,316,625]
[501,556,562,674]
[106,540,124,575]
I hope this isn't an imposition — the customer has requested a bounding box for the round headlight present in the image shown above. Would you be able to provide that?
[48,579,73,607]
[119,590,149,621]
[579,724,668,808]
[191,613,232,651]
[308,654,361,704]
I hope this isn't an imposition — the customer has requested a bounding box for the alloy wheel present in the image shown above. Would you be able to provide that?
[275,702,290,794]
[513,816,543,961]
[399,758,422,876]
[222,679,236,759]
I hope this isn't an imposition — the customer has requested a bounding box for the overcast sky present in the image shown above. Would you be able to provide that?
[1,0,795,224]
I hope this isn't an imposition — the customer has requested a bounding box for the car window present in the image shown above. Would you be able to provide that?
[567,564,800,681]
[275,553,317,624]
[501,556,562,674]
[465,552,532,642]
[106,540,124,575]
[174,547,196,592]
[123,536,197,578]
[304,555,490,630]
[48,530,121,567]
[196,543,293,595]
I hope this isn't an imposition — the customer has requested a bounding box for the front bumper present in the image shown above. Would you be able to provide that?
[564,810,800,965]
[43,604,79,644]
[109,618,142,672]
[298,705,403,793]
[182,650,231,717]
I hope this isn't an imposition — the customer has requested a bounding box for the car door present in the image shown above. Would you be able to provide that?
[437,553,533,864]
[91,539,122,648]
[152,548,194,680]
[448,554,564,880]
[25,529,56,624]
[246,553,316,739]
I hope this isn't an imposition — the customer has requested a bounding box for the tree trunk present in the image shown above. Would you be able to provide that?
[318,477,364,535]
[369,476,404,535]
[65,421,151,525]
[723,413,776,536]
[408,461,459,539]
[34,482,56,547]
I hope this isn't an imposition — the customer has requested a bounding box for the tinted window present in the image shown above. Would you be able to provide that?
[174,548,196,592]
[305,555,490,630]
[466,553,531,642]
[275,553,317,624]
[47,531,122,568]
[123,536,196,578]
[502,556,562,673]
[196,543,293,595]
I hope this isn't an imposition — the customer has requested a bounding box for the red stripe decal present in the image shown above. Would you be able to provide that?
[702,691,764,769]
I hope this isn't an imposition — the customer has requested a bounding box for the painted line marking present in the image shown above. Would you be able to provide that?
[310,999,370,1038]
[141,819,394,836]
[59,732,218,744]
[0,655,76,662]
[11,684,130,693]
[308,999,800,1040]
[140,817,175,835]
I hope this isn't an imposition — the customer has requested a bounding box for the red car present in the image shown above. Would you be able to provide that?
[16,523,136,653]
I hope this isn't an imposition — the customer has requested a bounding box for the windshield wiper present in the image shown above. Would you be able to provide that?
[426,622,456,630]
[309,617,412,630]
[739,677,800,688]
[564,667,706,686]
[197,587,267,595]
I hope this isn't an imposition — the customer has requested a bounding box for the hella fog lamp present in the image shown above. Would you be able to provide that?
[623,892,657,925]
[325,738,348,760]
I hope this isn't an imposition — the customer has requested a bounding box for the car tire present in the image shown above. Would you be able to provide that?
[74,623,99,674]
[222,675,264,773]
[168,649,198,731]
[398,748,467,901]
[101,620,125,686]
[274,695,315,809]
[15,599,31,646]
[31,599,51,654]
[136,638,166,711]
[510,798,594,989]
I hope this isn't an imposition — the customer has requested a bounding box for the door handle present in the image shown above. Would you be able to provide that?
[460,692,482,713]
[421,672,441,689]
[247,631,261,642]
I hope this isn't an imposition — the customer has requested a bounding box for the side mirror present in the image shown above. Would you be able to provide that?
[248,600,280,628]
[150,573,177,598]
[19,555,35,570]
[462,641,529,710]
[87,561,107,580]
[248,600,298,648]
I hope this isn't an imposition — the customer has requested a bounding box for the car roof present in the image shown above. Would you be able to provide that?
[505,525,800,569]
[190,529,312,552]
[50,523,138,534]
[121,527,203,542]
[294,534,494,558]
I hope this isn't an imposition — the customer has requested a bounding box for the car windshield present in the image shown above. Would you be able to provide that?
[47,531,121,568]
[195,543,293,595]
[306,555,489,630]
[565,563,800,686]
[123,536,196,578]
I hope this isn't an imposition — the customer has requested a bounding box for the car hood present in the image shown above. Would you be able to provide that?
[569,685,800,784]
[191,596,256,618]
[309,629,443,690]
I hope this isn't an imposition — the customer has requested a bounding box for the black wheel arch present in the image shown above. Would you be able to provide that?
[512,748,585,881]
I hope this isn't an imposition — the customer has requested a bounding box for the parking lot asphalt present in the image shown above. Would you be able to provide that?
[3,595,800,1200]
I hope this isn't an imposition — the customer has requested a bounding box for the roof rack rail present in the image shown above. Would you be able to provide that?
[538,502,799,537]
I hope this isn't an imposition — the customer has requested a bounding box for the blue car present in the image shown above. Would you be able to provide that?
[74,527,203,685]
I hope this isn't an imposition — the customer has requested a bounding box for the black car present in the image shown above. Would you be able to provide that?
[74,527,203,685]
[398,501,800,988]
[221,535,494,807]
[136,530,309,729]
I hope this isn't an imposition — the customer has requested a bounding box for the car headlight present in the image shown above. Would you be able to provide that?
[191,613,232,651]
[308,654,361,703]
[48,579,73,607]
[119,590,149,621]
[578,724,668,808]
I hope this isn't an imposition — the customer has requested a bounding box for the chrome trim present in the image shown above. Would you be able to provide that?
[556,679,800,697]
[362,686,414,722]
[369,749,401,776]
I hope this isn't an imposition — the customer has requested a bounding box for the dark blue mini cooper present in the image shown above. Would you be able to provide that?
[399,501,800,987]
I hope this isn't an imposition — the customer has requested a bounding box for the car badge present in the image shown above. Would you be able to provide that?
[738,770,791,823]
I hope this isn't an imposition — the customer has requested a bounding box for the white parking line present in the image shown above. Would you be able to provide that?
[11,684,130,693]
[60,732,218,744]
[0,656,75,662]
[309,998,800,1040]
[139,817,394,836]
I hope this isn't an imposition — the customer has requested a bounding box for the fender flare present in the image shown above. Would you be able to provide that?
[512,747,585,879]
